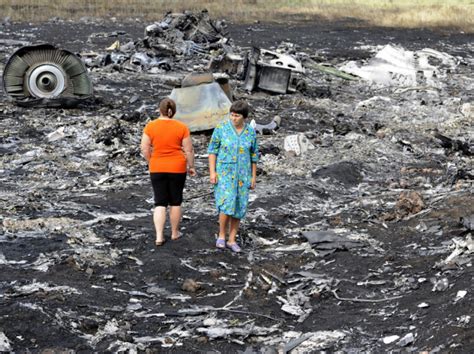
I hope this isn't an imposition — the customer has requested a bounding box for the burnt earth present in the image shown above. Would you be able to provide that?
[0,16,473,353]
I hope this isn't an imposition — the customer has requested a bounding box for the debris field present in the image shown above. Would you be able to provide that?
[0,12,473,352]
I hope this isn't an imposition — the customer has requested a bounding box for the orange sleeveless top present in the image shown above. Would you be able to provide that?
[143,119,190,173]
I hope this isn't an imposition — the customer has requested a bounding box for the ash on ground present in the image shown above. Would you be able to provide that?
[0,13,473,353]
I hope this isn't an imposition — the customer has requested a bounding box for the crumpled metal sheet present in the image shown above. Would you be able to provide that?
[143,10,229,56]
[8,281,81,297]
[268,330,346,352]
[340,44,458,86]
[302,230,366,256]
[169,82,232,132]
[437,235,474,267]
[196,322,279,340]
[460,214,474,230]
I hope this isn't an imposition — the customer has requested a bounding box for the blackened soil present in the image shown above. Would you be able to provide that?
[0,16,473,353]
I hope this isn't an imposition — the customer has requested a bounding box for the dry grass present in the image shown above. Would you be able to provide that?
[0,0,473,32]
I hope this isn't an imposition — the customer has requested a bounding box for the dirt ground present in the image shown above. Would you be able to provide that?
[0,16,473,352]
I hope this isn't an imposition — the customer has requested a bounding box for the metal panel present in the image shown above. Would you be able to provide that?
[169,82,231,132]
[257,65,291,94]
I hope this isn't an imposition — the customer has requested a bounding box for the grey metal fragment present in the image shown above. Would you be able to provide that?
[250,116,281,135]
[460,214,474,230]
[268,331,346,352]
[282,333,313,353]
[197,323,278,340]
[397,333,415,347]
[301,230,365,255]
[169,82,231,132]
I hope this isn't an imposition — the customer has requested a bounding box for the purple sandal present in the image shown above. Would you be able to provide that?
[226,242,241,253]
[216,238,226,249]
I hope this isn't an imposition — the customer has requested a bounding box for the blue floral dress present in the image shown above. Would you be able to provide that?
[208,119,259,219]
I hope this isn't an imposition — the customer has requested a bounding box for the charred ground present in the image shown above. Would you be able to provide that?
[0,16,473,352]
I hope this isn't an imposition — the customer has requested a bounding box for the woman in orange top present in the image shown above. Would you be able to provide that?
[140,98,196,246]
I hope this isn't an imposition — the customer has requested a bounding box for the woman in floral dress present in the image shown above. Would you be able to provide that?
[208,100,259,252]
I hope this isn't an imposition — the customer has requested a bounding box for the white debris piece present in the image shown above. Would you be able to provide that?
[383,335,400,344]
[133,335,165,344]
[107,340,145,352]
[267,330,346,352]
[457,315,471,325]
[280,302,307,316]
[10,148,43,165]
[440,235,474,265]
[0,332,12,352]
[0,252,27,265]
[165,294,191,302]
[431,277,449,292]
[2,216,122,268]
[30,253,58,272]
[203,318,218,326]
[454,290,467,302]
[197,323,278,339]
[355,96,391,111]
[47,126,66,142]
[83,150,108,161]
[284,134,315,156]
[82,212,149,226]
[397,332,415,346]
[277,291,312,321]
[86,319,121,346]
[460,102,473,118]
[340,44,458,86]
[12,281,81,296]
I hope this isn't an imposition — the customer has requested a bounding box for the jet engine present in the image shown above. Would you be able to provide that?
[2,44,92,107]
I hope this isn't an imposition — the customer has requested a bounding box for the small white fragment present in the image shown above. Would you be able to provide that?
[454,290,467,302]
[47,126,66,142]
[0,332,12,351]
[203,318,218,326]
[382,335,400,344]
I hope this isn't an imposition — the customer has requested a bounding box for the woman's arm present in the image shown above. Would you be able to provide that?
[250,162,257,189]
[182,136,196,176]
[208,154,217,184]
[250,133,258,189]
[140,133,152,162]
[207,125,222,185]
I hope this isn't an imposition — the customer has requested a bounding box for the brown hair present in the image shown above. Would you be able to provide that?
[159,98,176,118]
[230,100,249,118]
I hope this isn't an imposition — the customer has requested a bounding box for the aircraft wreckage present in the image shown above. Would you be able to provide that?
[2,44,92,107]
[2,10,308,126]
[1,43,299,131]
[0,9,472,352]
[170,72,232,132]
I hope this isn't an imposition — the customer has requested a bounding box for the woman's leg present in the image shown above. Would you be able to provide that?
[169,206,181,240]
[228,217,241,244]
[219,213,230,239]
[150,173,169,245]
[153,206,167,243]
[168,173,186,240]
